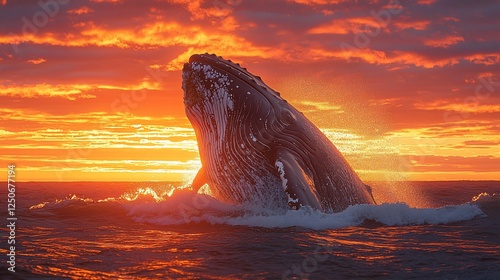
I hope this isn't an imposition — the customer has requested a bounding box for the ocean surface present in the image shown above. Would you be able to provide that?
[1,181,499,279]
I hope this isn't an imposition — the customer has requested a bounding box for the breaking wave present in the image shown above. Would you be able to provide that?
[27,187,497,230]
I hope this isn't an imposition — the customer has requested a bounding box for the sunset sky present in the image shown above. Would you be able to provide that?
[1,0,499,182]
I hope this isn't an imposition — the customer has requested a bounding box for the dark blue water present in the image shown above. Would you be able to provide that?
[1,181,499,279]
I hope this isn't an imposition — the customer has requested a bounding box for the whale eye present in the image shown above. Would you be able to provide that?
[282,109,296,125]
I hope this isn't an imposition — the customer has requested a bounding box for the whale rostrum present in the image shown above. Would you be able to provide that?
[182,53,376,213]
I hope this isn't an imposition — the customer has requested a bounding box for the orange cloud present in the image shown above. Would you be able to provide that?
[307,45,462,69]
[394,20,431,31]
[463,140,500,146]
[0,80,160,100]
[369,98,402,106]
[322,9,334,16]
[317,47,435,69]
[166,40,283,71]
[423,34,464,48]
[27,58,46,64]
[415,100,500,113]
[443,16,459,22]
[309,17,384,35]
[0,21,281,70]
[418,0,436,5]
[410,155,500,172]
[465,54,500,66]
[288,0,348,4]
[167,0,233,20]
[387,51,460,68]
[0,84,95,100]
[296,101,344,113]
[307,47,388,64]
[67,6,94,15]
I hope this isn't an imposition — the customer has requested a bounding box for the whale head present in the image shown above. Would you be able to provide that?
[182,54,299,207]
[182,54,292,151]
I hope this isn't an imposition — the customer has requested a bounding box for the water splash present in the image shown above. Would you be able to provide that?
[27,186,489,230]
[29,194,94,210]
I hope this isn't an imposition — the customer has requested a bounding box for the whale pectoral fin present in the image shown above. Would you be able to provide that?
[191,167,207,193]
[275,148,322,211]
[365,184,376,204]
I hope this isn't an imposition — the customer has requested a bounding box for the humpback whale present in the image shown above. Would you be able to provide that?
[182,54,376,213]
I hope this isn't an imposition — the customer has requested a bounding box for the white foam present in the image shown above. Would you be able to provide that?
[123,193,485,230]
[472,192,499,202]
[217,203,484,230]
[275,160,298,205]
[29,188,486,230]
[249,131,257,142]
